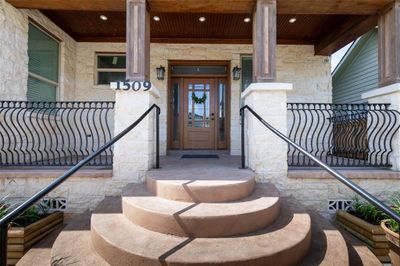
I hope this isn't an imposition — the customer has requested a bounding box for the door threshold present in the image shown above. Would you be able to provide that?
[167,150,228,156]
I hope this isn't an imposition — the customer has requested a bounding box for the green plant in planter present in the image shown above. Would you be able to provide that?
[386,195,400,233]
[350,196,388,225]
[0,195,49,227]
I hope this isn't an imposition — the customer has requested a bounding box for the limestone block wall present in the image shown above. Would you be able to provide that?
[0,0,28,100]
[286,172,400,218]
[278,45,332,103]
[0,0,76,101]
[0,171,114,215]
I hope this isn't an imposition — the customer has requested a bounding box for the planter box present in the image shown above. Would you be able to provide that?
[336,210,389,263]
[7,211,63,266]
[381,220,400,266]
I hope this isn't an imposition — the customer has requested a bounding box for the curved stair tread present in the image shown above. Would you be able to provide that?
[298,202,381,266]
[122,184,280,237]
[50,212,109,266]
[91,200,312,266]
[146,168,255,203]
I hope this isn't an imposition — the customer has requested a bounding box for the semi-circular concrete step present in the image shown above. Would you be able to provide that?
[146,168,255,203]
[91,200,312,266]
[122,184,280,237]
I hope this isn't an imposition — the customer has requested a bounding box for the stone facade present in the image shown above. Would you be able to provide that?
[73,43,332,156]
[0,0,28,100]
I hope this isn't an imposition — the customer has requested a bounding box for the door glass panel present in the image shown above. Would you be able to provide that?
[187,82,210,128]
[172,81,180,141]
[218,82,226,141]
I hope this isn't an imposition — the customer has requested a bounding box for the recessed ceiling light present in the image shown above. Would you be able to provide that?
[100,15,108,21]
[199,16,206,22]
[289,17,297,23]
[244,17,251,23]
[153,16,160,22]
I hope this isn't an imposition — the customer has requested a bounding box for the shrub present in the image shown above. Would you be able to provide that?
[386,195,400,233]
[0,195,49,227]
[350,196,388,225]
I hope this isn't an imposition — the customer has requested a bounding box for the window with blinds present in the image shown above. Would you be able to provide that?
[27,23,59,101]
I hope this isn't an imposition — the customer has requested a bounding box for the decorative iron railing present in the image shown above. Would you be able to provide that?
[287,103,400,167]
[0,101,115,167]
[0,104,160,266]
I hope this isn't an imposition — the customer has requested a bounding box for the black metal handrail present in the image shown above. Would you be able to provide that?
[0,104,160,266]
[287,103,400,167]
[240,105,400,224]
[0,101,115,167]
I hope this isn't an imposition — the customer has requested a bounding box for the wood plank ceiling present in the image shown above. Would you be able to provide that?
[40,11,351,46]
[7,0,391,55]
[7,0,392,14]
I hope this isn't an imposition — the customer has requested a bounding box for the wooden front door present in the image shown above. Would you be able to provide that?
[183,78,216,149]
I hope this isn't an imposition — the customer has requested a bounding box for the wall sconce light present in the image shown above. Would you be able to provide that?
[156,65,166,80]
[232,65,242,80]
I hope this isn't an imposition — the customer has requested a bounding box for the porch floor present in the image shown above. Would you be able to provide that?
[156,152,243,174]
[149,153,254,203]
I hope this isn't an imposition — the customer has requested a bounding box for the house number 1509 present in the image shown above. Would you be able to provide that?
[115,80,152,91]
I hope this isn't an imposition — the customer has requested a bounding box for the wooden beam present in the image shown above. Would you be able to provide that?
[7,0,392,14]
[253,0,276,82]
[378,1,400,87]
[6,0,126,11]
[126,0,150,81]
[314,15,377,56]
[277,0,392,15]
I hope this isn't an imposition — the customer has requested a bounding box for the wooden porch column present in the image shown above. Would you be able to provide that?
[378,1,400,87]
[126,0,150,81]
[253,0,276,82]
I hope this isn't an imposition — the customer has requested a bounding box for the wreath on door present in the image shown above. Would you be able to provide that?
[192,92,207,104]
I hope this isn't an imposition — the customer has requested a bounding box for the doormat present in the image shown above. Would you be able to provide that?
[181,154,219,159]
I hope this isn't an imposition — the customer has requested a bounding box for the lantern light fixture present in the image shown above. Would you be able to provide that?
[156,65,166,80]
[232,65,242,80]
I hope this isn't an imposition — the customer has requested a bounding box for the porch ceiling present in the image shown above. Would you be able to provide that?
[7,0,392,14]
[40,11,351,46]
[8,0,387,55]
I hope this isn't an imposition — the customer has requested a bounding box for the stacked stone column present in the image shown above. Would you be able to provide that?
[241,82,292,186]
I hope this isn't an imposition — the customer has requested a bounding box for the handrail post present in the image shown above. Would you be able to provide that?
[156,106,160,169]
[241,108,245,169]
[0,224,7,266]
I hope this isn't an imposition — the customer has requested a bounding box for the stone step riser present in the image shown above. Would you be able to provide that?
[90,212,313,266]
[122,196,281,237]
[146,177,255,203]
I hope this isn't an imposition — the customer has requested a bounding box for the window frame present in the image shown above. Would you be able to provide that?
[94,53,126,86]
[240,54,253,92]
[27,20,61,101]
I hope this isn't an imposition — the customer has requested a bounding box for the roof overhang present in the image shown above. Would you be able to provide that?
[6,0,389,55]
